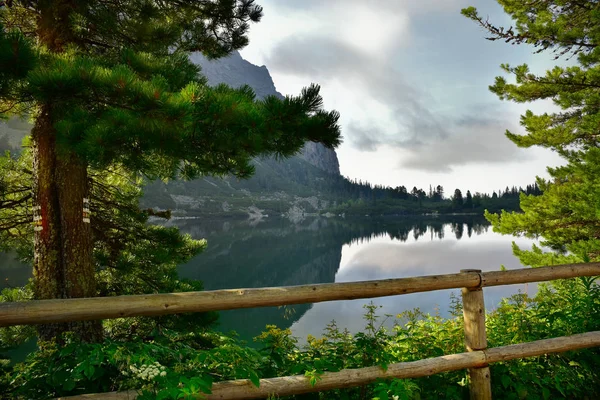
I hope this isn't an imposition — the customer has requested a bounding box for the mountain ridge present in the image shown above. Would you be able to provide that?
[189,51,341,176]
[142,52,345,218]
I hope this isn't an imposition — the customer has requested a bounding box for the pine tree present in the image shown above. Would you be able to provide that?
[464,190,473,209]
[463,2,600,266]
[451,188,463,210]
[436,185,444,200]
[1,147,218,337]
[0,1,340,341]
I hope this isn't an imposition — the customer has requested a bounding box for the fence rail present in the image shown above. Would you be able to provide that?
[1,262,598,399]
[1,263,599,327]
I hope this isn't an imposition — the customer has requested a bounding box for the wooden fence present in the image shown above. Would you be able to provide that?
[0,262,598,399]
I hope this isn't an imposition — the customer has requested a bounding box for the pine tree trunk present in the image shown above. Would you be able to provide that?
[32,105,102,342]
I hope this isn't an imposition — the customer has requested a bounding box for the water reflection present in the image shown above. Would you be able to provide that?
[0,216,536,344]
[290,230,536,340]
[173,216,534,343]
[0,252,30,289]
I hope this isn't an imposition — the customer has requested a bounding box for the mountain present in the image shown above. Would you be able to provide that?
[142,52,345,218]
[0,51,345,219]
[189,51,340,176]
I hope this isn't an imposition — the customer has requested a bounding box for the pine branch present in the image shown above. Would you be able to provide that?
[0,217,30,232]
[0,193,31,209]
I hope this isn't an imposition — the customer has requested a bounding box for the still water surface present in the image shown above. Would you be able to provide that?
[0,216,537,344]
[172,215,537,343]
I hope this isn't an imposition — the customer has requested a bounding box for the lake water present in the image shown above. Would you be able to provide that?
[171,215,537,343]
[0,215,537,345]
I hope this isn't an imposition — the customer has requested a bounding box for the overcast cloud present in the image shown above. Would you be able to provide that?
[240,0,564,192]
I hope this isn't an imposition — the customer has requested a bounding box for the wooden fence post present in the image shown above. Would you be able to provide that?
[461,269,492,400]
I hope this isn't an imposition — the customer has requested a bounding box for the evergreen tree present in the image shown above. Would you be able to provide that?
[436,185,444,200]
[464,190,473,209]
[451,188,463,209]
[0,1,340,341]
[463,2,600,265]
[1,147,218,337]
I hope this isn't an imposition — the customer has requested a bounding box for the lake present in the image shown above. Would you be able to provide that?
[0,215,537,345]
[170,215,537,343]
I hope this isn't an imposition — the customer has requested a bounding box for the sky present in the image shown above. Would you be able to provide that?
[239,0,566,195]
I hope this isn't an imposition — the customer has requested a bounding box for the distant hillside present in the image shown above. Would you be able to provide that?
[142,52,345,219]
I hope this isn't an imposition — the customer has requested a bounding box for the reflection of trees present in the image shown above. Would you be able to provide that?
[452,222,464,240]
[2,215,492,342]
[168,215,491,342]
[413,221,427,241]
[337,215,488,245]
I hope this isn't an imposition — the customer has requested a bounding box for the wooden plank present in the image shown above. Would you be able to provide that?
[0,273,481,326]
[460,269,492,400]
[59,331,600,400]
[461,273,487,352]
[2,263,599,327]
[468,368,492,400]
[482,263,600,287]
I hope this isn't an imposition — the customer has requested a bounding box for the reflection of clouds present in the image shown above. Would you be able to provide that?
[291,230,538,341]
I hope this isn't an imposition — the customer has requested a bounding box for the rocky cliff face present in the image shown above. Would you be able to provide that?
[189,51,340,176]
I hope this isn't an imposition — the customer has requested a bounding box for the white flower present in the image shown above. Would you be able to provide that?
[392,396,399,400]
[128,363,167,381]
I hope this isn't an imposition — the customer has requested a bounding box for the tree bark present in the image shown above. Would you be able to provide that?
[30,1,102,342]
[32,107,102,342]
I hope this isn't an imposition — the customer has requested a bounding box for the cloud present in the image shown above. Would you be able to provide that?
[274,0,469,16]
[396,114,526,172]
[266,34,525,172]
[263,22,529,172]
[241,0,543,178]
[265,35,448,145]
[267,1,411,55]
[346,123,418,152]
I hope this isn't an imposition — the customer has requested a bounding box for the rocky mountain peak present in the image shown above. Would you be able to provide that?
[189,51,341,176]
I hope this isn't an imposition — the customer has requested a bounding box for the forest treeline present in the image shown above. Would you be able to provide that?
[323,177,542,216]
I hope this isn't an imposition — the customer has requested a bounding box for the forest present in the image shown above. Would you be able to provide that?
[325,179,542,216]
[0,0,599,399]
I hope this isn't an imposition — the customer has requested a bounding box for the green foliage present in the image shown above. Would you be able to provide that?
[0,285,34,350]
[0,147,217,341]
[485,149,600,262]
[464,3,600,398]
[0,22,36,117]
[2,330,263,399]
[0,2,341,344]
[1,281,599,398]
[1,0,341,180]
[21,45,340,180]
[464,1,600,265]
[0,144,32,260]
[451,189,463,210]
